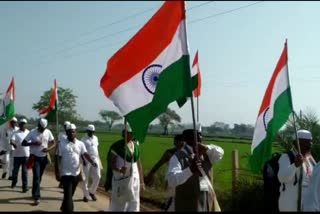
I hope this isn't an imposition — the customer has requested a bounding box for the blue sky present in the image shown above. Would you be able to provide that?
[1,1,320,127]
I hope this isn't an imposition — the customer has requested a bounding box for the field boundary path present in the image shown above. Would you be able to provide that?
[0,168,160,211]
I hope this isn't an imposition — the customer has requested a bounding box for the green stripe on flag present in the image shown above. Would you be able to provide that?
[176,71,198,107]
[127,55,192,143]
[249,88,293,173]
[45,108,57,122]
[0,101,15,125]
[45,102,57,123]
[191,73,199,90]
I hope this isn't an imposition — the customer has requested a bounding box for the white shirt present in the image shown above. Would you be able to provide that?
[6,126,19,151]
[58,132,67,142]
[55,132,67,155]
[81,135,99,159]
[166,144,224,192]
[11,129,30,157]
[278,153,316,211]
[165,144,224,212]
[58,138,87,176]
[0,125,6,151]
[24,128,55,157]
[304,162,320,211]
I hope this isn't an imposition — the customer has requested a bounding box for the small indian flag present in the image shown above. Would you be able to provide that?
[39,79,58,122]
[100,1,192,143]
[249,40,293,173]
[0,77,15,125]
[192,50,202,97]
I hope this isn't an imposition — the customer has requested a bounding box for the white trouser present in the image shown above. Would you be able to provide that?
[3,151,13,176]
[109,176,140,211]
[82,160,101,199]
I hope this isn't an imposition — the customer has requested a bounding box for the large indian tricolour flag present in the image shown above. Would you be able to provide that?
[0,78,15,126]
[192,50,202,97]
[39,79,58,122]
[249,40,293,173]
[100,1,192,143]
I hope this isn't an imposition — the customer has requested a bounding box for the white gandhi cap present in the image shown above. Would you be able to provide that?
[11,117,18,122]
[64,121,71,126]
[87,124,95,131]
[19,118,27,124]
[39,118,48,128]
[296,129,312,140]
[66,123,76,130]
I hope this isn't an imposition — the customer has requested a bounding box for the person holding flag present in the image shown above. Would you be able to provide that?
[99,1,205,210]
[166,128,224,211]
[249,40,316,212]
[0,77,16,174]
[56,121,70,189]
[106,125,144,211]
[278,130,317,211]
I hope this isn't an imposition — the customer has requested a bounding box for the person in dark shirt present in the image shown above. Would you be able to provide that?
[144,134,185,186]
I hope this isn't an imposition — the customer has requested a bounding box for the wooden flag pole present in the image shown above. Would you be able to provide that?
[55,82,59,141]
[190,90,199,160]
[292,110,303,212]
[123,117,127,168]
[55,79,59,158]
[183,1,198,160]
[196,96,199,123]
[286,40,302,212]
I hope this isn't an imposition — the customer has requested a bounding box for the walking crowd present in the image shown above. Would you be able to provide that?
[0,117,103,212]
[0,117,320,212]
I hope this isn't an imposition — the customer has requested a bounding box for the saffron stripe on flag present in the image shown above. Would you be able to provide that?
[101,1,186,97]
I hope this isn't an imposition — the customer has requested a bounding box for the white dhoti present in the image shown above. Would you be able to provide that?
[4,150,14,177]
[109,160,140,212]
[82,157,101,199]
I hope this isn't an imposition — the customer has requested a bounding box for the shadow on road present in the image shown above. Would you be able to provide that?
[0,196,61,206]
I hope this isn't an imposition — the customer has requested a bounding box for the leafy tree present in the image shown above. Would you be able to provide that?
[32,87,80,124]
[158,108,181,135]
[99,110,122,131]
[278,107,320,151]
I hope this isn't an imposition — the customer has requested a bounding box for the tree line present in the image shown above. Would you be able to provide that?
[15,87,320,142]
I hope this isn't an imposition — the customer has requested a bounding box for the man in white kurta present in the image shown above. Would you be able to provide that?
[303,162,320,211]
[10,118,30,192]
[278,129,317,211]
[166,129,224,211]
[2,117,18,180]
[58,121,70,143]
[0,125,6,167]
[81,124,102,202]
[57,123,97,212]
[56,121,70,189]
